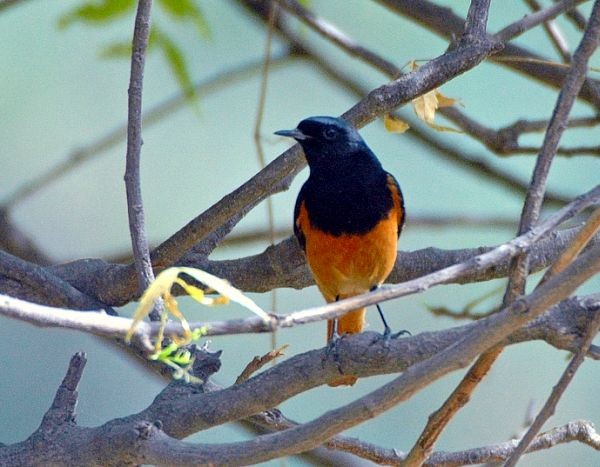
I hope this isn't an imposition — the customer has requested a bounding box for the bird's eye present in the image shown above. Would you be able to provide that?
[323,128,337,140]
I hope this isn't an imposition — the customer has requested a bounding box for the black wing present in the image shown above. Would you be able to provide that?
[386,172,405,238]
[293,183,307,251]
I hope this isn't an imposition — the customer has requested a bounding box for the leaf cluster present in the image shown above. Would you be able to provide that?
[59,0,209,101]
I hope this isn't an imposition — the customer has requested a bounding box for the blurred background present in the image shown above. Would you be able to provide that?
[1,0,599,465]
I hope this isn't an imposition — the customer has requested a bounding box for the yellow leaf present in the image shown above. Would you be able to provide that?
[177,267,269,321]
[175,277,205,302]
[436,90,457,108]
[408,61,460,131]
[425,121,463,133]
[384,114,410,133]
[126,268,180,342]
[125,266,269,345]
[413,89,439,124]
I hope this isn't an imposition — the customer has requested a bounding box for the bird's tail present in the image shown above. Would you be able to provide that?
[327,307,366,387]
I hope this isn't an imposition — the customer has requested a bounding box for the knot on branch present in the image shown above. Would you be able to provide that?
[134,420,163,441]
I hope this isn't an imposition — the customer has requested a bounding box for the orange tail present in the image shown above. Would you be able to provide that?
[327,307,366,387]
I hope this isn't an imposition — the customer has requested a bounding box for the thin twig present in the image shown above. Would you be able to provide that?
[524,0,572,61]
[277,0,398,76]
[124,0,157,318]
[253,0,280,351]
[504,308,600,466]
[235,345,288,384]
[377,0,600,108]
[540,205,600,283]
[340,420,600,465]
[556,0,589,30]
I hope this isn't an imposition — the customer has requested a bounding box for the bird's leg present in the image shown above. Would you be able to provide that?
[371,285,411,344]
[324,296,345,375]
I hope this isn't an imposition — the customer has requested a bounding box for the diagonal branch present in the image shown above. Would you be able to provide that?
[0,250,111,311]
[504,208,600,465]
[2,285,600,465]
[523,0,572,61]
[377,0,600,108]
[504,308,600,466]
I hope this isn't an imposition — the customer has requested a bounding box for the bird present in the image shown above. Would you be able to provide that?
[275,116,405,386]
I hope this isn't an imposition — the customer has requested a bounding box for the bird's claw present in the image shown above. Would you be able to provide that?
[378,327,411,347]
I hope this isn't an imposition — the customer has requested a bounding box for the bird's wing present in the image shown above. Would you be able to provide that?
[293,183,308,251]
[386,172,405,237]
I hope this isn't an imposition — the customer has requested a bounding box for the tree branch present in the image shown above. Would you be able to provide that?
[0,250,111,312]
[124,0,156,311]
[506,0,600,301]
[377,0,600,108]
[403,3,600,461]
[2,283,599,465]
[505,306,600,465]
[523,0,572,61]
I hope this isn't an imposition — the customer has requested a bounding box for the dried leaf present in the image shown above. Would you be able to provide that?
[409,62,461,132]
[125,266,268,345]
[436,90,457,108]
[384,114,410,133]
[177,267,269,321]
[426,121,464,133]
[413,89,439,124]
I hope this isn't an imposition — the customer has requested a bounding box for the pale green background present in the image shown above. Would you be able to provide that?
[1,1,599,465]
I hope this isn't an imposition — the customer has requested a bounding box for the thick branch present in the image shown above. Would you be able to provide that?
[2,290,599,465]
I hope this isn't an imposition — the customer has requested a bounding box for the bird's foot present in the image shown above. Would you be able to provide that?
[378,326,411,347]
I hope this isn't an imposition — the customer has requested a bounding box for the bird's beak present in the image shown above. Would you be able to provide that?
[274,128,309,140]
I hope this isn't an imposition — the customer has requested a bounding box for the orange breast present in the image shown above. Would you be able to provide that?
[297,203,399,302]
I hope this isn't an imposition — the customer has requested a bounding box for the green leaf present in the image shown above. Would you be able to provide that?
[154,27,198,103]
[58,0,136,29]
[99,40,131,58]
[99,29,159,59]
[157,0,210,38]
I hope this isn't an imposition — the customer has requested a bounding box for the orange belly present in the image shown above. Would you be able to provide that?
[296,193,401,386]
[304,215,398,302]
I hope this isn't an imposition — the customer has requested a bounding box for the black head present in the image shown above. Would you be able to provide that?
[275,116,377,171]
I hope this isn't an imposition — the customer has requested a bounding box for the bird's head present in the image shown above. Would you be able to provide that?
[275,116,370,170]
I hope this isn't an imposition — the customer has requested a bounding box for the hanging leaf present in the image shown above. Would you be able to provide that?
[157,0,210,38]
[409,61,462,133]
[58,0,136,29]
[153,26,197,101]
[126,266,268,347]
[383,114,410,133]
